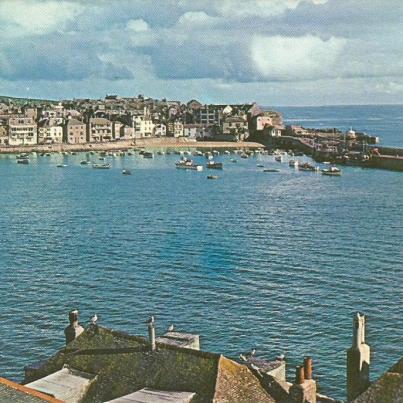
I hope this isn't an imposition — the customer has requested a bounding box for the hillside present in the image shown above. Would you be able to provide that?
[0,95,57,106]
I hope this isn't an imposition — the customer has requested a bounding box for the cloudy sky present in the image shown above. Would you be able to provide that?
[1,0,402,105]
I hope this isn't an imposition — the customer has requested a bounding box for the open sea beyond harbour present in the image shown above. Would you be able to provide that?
[0,105,402,400]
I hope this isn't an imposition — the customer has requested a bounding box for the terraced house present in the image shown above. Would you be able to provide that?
[89,117,113,142]
[65,118,87,144]
[7,116,37,146]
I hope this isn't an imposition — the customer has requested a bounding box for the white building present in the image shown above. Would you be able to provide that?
[8,117,37,146]
[153,123,166,137]
[38,124,63,144]
[133,116,155,138]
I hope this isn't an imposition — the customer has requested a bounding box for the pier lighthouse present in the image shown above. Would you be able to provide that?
[347,312,371,401]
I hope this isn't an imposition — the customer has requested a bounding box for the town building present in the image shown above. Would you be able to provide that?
[153,123,166,137]
[89,117,113,142]
[133,115,155,138]
[65,118,86,144]
[37,124,63,144]
[7,116,37,146]
[0,124,8,145]
[221,116,249,141]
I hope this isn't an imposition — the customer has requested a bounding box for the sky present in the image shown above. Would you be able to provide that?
[0,0,403,106]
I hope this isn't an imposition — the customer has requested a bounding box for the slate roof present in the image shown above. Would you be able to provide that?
[107,388,195,402]
[67,118,85,126]
[352,357,403,403]
[0,377,62,402]
[25,326,276,403]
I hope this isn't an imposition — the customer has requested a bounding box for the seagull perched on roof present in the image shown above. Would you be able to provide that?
[167,324,174,332]
[90,314,98,325]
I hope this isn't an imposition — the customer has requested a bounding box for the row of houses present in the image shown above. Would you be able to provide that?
[0,96,284,146]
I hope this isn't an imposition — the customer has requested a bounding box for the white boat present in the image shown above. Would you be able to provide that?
[92,163,111,169]
[322,166,341,176]
[275,155,282,162]
[289,159,299,167]
[176,158,203,171]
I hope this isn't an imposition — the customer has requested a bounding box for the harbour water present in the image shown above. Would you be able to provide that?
[0,105,402,399]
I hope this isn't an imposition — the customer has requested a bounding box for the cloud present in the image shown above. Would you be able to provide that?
[251,35,346,80]
[0,35,133,81]
[126,19,149,32]
[176,11,218,27]
[0,0,83,37]
[212,0,329,18]
[0,0,402,105]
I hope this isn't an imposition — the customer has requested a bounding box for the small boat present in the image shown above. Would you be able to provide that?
[17,158,29,164]
[157,151,164,155]
[92,163,111,169]
[45,153,51,157]
[224,150,231,155]
[16,153,29,159]
[275,155,282,162]
[143,152,154,158]
[299,162,319,172]
[240,153,248,159]
[289,159,299,167]
[322,166,341,176]
[99,157,105,161]
[207,175,219,180]
[176,158,203,171]
[122,169,132,175]
[207,161,223,169]
[257,164,264,168]
[57,164,67,168]
[80,160,90,165]
[263,168,279,173]
[230,159,238,163]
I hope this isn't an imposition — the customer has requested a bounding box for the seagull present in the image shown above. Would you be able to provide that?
[167,324,174,332]
[276,354,285,361]
[90,314,98,325]
[250,348,256,357]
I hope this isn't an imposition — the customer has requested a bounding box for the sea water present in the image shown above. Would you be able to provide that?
[0,105,402,399]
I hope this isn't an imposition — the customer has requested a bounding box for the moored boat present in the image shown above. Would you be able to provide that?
[289,159,299,168]
[122,169,132,175]
[322,166,342,176]
[92,163,111,169]
[175,158,203,171]
[17,158,29,164]
[207,175,219,180]
[206,161,223,169]
[299,162,319,172]
[143,152,154,158]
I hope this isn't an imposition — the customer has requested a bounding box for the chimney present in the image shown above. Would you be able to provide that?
[147,315,156,352]
[347,313,370,401]
[289,359,317,403]
[64,309,84,345]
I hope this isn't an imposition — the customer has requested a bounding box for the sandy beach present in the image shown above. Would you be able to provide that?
[0,138,264,154]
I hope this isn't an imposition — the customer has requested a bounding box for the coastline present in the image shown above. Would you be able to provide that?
[0,138,264,154]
